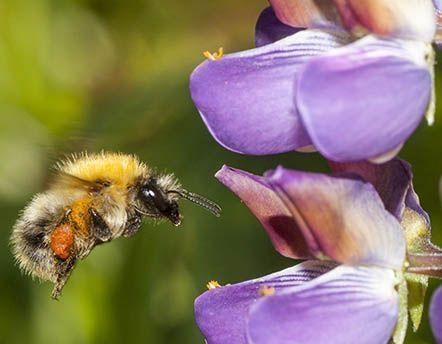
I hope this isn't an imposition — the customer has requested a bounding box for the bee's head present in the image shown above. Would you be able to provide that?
[138,178,182,226]
[136,175,221,226]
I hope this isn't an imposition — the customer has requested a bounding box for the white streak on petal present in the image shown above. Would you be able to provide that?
[295,144,317,153]
[368,143,404,164]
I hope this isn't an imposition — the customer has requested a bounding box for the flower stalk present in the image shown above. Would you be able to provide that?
[407,252,442,278]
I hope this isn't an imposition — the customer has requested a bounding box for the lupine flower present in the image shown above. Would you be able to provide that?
[190,2,437,162]
[194,159,442,344]
[430,287,442,344]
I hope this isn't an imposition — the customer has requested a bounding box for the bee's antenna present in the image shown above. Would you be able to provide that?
[168,189,221,217]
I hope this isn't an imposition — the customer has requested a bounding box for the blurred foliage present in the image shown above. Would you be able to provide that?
[0,0,440,343]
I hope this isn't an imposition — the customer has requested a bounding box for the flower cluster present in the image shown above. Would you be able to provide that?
[189,1,442,343]
[191,1,439,162]
[195,160,442,343]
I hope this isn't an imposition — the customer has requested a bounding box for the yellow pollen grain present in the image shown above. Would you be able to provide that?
[259,285,275,297]
[206,280,222,290]
[203,47,224,61]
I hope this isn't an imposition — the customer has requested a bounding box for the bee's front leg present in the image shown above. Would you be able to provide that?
[122,213,142,238]
[89,208,112,243]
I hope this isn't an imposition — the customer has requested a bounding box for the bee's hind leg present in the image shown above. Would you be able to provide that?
[89,208,112,243]
[51,256,76,300]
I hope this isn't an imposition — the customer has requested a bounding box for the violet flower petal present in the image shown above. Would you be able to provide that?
[333,0,436,42]
[435,1,442,47]
[215,165,312,259]
[269,0,341,30]
[297,36,432,162]
[330,159,408,218]
[405,186,430,225]
[217,165,406,268]
[190,29,351,155]
[331,160,440,255]
[330,158,431,235]
[255,7,301,47]
[248,265,398,344]
[195,261,337,344]
[330,159,429,221]
[430,287,442,344]
[269,166,406,268]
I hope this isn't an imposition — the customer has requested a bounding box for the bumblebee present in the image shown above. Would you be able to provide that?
[11,152,220,299]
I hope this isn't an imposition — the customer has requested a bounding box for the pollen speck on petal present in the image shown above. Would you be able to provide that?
[259,285,276,297]
[206,280,222,290]
[203,47,224,61]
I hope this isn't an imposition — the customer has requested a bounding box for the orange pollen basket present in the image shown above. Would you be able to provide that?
[50,223,74,260]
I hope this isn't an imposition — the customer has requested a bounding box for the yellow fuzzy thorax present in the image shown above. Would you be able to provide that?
[58,152,148,187]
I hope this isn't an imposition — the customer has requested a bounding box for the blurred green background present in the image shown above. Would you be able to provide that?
[0,0,441,343]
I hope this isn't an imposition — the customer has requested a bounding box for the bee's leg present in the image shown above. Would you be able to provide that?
[51,256,76,300]
[89,208,112,243]
[122,213,142,238]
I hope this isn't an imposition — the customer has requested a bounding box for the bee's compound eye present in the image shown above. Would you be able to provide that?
[50,224,74,260]
[138,180,182,225]
[141,182,168,212]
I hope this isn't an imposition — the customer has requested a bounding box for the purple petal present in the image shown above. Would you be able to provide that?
[297,37,432,162]
[268,166,406,268]
[217,165,406,268]
[333,0,436,42]
[430,287,442,344]
[329,159,434,253]
[255,7,301,47]
[190,30,350,155]
[329,158,428,222]
[194,261,336,344]
[248,265,398,344]
[215,165,312,259]
[404,184,430,225]
[269,0,341,30]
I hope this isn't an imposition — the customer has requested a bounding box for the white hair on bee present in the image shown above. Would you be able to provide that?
[156,173,181,197]
[12,191,70,282]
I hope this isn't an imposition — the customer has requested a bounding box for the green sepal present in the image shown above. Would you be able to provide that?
[392,276,408,344]
[404,272,428,332]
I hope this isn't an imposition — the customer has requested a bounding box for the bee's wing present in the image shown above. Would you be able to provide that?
[51,171,101,192]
